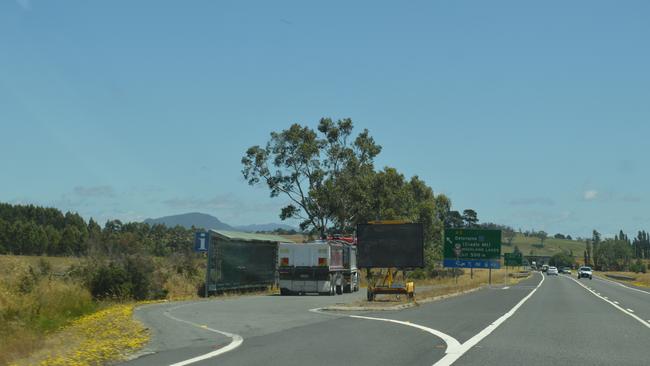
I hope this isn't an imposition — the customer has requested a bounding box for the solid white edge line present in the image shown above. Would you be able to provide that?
[163,303,244,366]
[309,307,462,355]
[349,315,462,352]
[433,272,545,366]
[594,276,650,295]
[564,276,650,329]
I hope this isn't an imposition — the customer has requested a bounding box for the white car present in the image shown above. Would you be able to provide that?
[546,266,559,276]
[578,266,593,280]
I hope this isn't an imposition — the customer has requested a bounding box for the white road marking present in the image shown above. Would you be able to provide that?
[502,287,510,290]
[564,276,650,329]
[595,276,650,295]
[163,303,244,366]
[310,307,461,356]
[614,301,619,304]
[433,272,545,366]
[627,309,635,313]
[350,315,462,353]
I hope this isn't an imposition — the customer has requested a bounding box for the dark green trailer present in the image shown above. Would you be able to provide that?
[204,230,292,295]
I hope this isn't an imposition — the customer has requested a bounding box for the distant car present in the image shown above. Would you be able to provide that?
[559,267,572,274]
[578,267,593,280]
[547,266,559,276]
[541,265,549,272]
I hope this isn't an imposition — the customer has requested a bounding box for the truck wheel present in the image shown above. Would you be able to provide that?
[336,285,343,295]
[343,285,351,293]
[329,277,336,296]
[280,288,289,296]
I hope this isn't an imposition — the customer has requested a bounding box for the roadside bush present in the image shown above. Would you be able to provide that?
[630,260,647,274]
[89,263,132,300]
[86,254,162,300]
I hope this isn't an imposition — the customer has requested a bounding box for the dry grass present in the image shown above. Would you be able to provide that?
[279,234,309,243]
[352,268,530,307]
[9,303,149,366]
[596,271,650,288]
[0,255,81,278]
[0,256,96,366]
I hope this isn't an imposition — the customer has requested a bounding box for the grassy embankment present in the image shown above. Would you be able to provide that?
[503,233,585,258]
[594,270,650,288]
[351,267,531,308]
[0,255,205,366]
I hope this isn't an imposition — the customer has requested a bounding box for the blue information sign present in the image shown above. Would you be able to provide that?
[194,231,209,252]
[443,259,501,269]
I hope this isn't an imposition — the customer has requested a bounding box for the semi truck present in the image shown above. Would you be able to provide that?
[278,240,357,295]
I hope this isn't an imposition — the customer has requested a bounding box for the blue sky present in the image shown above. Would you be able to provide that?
[1,1,649,238]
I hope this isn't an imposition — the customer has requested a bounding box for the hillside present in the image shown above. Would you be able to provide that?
[143,212,297,232]
[503,233,585,258]
[143,212,235,230]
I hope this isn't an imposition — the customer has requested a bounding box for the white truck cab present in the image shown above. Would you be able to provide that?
[278,241,345,295]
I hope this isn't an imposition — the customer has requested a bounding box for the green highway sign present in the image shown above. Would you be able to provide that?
[504,252,523,266]
[443,229,502,269]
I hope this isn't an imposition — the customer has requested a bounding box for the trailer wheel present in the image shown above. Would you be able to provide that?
[336,285,343,295]
[329,276,336,296]
[343,285,351,293]
[280,288,291,296]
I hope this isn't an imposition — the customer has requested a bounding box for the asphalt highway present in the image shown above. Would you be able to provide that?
[123,272,650,366]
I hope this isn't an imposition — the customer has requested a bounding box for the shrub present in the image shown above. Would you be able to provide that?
[630,260,647,274]
[90,263,132,300]
[86,254,160,300]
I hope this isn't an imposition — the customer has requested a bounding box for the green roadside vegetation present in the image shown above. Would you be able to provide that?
[0,253,205,366]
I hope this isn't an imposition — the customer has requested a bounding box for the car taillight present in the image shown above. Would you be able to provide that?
[281,257,289,266]
[318,258,327,266]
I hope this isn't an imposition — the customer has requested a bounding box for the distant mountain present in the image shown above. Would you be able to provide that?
[143,213,297,233]
[234,223,298,233]
[143,212,235,230]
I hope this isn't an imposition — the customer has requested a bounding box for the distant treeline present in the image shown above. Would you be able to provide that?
[584,230,649,272]
[0,203,193,257]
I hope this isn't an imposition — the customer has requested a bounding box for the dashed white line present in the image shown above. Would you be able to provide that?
[627,308,635,313]
[164,303,244,366]
[614,301,619,304]
[564,276,650,330]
